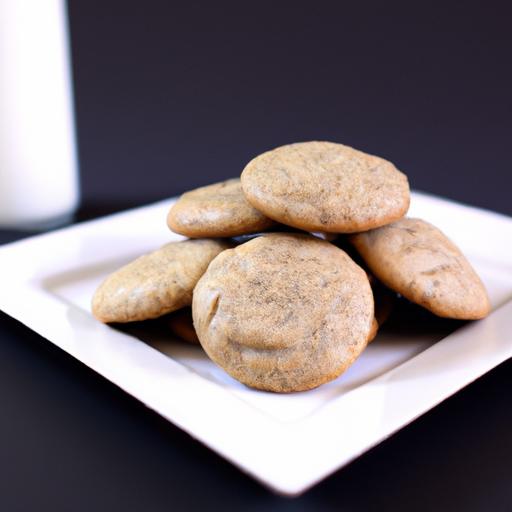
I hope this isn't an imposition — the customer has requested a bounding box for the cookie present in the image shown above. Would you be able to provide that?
[241,141,410,233]
[192,233,374,392]
[167,178,275,238]
[92,239,230,323]
[349,218,490,320]
[166,308,199,344]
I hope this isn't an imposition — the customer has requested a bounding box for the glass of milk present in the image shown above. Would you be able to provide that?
[0,0,79,230]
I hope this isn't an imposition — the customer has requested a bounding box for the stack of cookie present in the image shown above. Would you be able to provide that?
[92,141,490,393]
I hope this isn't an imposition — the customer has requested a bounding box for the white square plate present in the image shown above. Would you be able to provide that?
[0,192,511,496]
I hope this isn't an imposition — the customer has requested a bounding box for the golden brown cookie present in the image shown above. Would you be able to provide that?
[92,239,230,323]
[350,218,490,320]
[165,308,199,344]
[241,141,410,233]
[192,233,374,392]
[167,178,275,238]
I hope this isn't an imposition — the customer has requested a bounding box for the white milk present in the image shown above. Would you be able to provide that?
[0,0,79,229]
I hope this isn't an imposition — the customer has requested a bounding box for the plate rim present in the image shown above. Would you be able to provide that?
[0,191,511,496]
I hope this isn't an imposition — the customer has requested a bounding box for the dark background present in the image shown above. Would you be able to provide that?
[0,1,511,511]
[70,0,512,216]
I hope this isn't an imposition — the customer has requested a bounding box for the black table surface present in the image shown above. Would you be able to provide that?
[1,2,511,511]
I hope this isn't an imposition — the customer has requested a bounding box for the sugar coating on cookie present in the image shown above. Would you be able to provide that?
[92,239,230,323]
[167,178,275,238]
[350,218,490,320]
[192,233,374,392]
[241,141,410,233]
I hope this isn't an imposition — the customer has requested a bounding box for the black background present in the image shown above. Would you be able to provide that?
[69,0,512,216]
[0,1,511,511]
